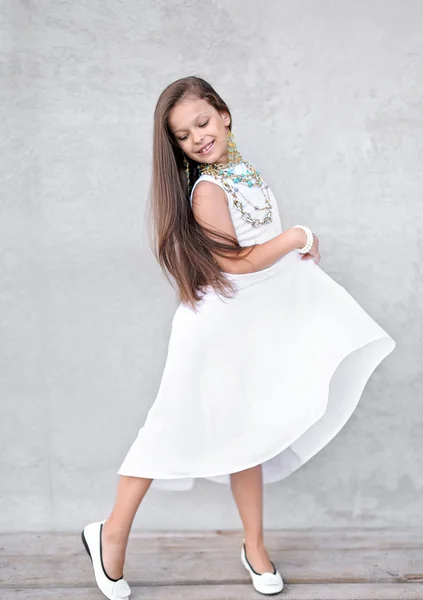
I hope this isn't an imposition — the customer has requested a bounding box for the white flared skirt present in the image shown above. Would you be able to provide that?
[117,250,396,490]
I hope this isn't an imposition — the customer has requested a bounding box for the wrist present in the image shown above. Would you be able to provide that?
[289,226,307,250]
[292,225,314,254]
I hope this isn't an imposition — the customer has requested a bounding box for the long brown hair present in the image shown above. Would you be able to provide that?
[147,75,256,312]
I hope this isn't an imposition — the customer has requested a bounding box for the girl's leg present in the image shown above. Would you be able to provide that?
[101,475,153,579]
[230,464,274,573]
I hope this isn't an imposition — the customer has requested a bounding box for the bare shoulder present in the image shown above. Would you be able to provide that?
[192,179,229,207]
[190,179,236,241]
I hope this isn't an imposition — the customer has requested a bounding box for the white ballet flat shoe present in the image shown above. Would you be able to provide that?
[241,542,284,595]
[81,519,131,600]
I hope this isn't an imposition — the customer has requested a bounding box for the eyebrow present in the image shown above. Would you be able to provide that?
[172,112,209,134]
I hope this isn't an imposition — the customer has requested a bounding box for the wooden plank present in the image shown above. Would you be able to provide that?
[1,584,423,599]
[1,548,423,586]
[2,528,423,555]
[1,530,422,599]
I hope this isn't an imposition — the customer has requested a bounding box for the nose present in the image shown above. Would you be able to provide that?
[193,129,205,146]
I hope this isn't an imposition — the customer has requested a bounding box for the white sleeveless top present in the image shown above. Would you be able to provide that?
[189,161,283,247]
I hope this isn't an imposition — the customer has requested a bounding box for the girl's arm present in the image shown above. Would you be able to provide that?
[191,181,306,275]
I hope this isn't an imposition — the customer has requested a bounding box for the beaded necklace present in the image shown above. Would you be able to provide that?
[198,155,273,228]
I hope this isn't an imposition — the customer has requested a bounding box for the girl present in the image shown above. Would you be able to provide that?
[81,76,396,599]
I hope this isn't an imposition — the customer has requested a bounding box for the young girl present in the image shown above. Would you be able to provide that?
[81,76,396,599]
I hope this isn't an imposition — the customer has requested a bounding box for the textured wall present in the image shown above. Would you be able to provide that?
[0,0,421,532]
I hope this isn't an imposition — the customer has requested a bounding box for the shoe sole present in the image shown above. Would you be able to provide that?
[253,592,284,597]
[81,529,93,562]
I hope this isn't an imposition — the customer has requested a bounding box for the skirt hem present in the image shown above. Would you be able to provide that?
[117,332,396,488]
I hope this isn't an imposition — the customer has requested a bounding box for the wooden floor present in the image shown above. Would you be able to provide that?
[1,528,423,599]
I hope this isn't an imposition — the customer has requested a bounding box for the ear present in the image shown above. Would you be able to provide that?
[220,110,231,128]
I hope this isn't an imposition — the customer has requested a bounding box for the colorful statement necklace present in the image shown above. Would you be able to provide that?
[197,144,273,228]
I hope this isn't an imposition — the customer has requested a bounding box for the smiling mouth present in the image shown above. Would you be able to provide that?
[198,141,214,154]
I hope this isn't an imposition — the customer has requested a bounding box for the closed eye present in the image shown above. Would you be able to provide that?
[177,122,209,142]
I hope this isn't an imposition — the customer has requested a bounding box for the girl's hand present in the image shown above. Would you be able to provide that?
[300,233,321,265]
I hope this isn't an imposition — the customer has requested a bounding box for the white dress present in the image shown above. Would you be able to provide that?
[117,162,396,491]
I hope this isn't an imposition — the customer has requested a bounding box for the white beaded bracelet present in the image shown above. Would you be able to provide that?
[293,225,314,254]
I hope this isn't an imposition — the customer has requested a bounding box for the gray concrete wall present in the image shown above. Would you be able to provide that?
[0,0,420,532]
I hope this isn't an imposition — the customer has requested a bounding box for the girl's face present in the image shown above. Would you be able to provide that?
[168,96,231,165]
